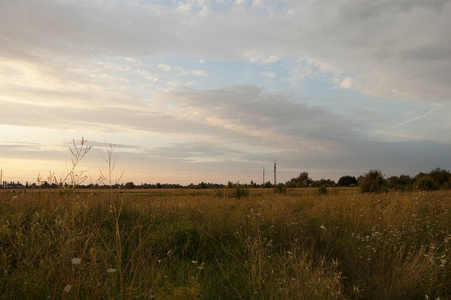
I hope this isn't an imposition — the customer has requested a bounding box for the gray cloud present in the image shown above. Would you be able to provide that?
[2,0,451,103]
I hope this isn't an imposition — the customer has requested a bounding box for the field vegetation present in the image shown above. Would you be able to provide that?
[1,187,450,299]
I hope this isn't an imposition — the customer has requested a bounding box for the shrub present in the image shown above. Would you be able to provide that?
[387,175,413,192]
[429,168,451,189]
[214,188,225,198]
[274,183,287,194]
[338,175,357,187]
[231,183,249,199]
[415,175,439,191]
[360,169,387,193]
[317,186,328,195]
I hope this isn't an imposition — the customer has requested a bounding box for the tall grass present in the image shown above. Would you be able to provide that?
[0,188,450,299]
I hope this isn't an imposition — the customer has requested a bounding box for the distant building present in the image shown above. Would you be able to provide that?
[3,181,25,189]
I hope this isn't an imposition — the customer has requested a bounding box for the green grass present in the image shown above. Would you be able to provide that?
[0,188,450,299]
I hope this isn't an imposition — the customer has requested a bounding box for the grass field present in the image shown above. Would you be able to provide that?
[1,188,450,299]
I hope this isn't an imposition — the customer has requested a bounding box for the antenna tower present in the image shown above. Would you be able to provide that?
[274,161,277,185]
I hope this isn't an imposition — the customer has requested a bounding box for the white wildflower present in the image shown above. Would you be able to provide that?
[106,268,117,273]
[63,285,72,293]
[71,257,81,265]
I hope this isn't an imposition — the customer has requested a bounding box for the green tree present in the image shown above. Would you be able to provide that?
[124,182,135,189]
[360,170,387,193]
[387,175,413,191]
[274,183,287,194]
[415,174,439,191]
[428,168,451,189]
[297,172,312,187]
[338,175,357,187]
[264,181,273,188]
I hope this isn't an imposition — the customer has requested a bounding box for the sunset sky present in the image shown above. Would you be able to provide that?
[1,0,451,185]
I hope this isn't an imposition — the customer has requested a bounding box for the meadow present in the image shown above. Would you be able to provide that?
[0,187,450,299]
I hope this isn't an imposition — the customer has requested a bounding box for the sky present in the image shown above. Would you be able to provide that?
[1,0,451,185]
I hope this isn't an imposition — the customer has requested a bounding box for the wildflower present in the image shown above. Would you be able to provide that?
[191,261,198,264]
[106,268,117,273]
[71,257,81,265]
[63,285,72,293]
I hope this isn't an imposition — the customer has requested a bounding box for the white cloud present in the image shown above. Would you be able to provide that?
[245,53,280,65]
[260,71,275,78]
[158,64,173,72]
[199,5,209,16]
[261,55,279,65]
[252,0,263,7]
[340,77,353,89]
[177,69,207,76]
[166,81,178,87]
[138,70,160,82]
[177,3,192,13]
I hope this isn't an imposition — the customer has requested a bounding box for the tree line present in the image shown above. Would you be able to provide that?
[6,168,449,193]
[285,167,451,193]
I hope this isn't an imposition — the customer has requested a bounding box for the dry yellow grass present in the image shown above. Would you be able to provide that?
[0,188,450,299]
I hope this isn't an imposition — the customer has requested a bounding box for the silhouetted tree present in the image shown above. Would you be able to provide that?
[387,175,413,191]
[338,175,357,187]
[297,172,312,187]
[429,168,451,188]
[360,170,387,193]
[124,182,135,189]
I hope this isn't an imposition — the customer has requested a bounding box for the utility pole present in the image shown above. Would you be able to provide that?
[263,166,265,185]
[274,161,277,186]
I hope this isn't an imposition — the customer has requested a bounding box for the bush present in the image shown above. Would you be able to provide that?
[360,170,387,193]
[338,175,357,187]
[214,188,225,198]
[274,183,287,194]
[387,175,413,192]
[231,183,249,199]
[317,186,328,195]
[429,168,451,189]
[415,175,439,191]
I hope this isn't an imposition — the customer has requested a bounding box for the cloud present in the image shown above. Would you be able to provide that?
[260,71,275,78]
[261,55,279,65]
[1,0,451,184]
[160,85,365,152]
[245,53,280,65]
[177,69,208,76]
[340,77,353,89]
[2,0,451,104]
[158,64,173,72]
